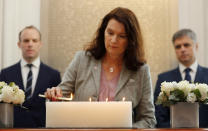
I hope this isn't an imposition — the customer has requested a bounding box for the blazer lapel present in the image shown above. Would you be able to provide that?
[115,64,131,96]
[91,60,102,96]
[194,65,203,83]
[16,62,24,91]
[174,67,182,82]
[32,63,43,98]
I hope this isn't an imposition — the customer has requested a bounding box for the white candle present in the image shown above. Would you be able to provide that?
[46,101,132,128]
[70,93,73,100]
[105,98,108,102]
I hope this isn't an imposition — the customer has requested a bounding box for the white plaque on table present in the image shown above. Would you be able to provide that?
[46,101,132,128]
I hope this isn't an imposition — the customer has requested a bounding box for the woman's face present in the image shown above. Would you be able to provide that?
[104,18,128,58]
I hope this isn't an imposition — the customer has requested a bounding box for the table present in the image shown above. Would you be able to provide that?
[0,128,206,131]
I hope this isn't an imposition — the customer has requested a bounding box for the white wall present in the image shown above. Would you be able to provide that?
[0,0,40,69]
[178,0,208,67]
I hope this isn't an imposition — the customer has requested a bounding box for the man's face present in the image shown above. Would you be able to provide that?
[18,28,42,63]
[174,35,198,67]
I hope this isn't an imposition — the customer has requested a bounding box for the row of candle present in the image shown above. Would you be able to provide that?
[69,93,126,102]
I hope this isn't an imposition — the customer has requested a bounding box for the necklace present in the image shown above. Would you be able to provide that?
[109,67,114,73]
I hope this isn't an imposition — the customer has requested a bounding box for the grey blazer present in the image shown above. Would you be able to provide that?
[59,51,156,128]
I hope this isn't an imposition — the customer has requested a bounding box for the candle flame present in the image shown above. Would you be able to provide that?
[89,97,92,102]
[122,97,126,101]
[69,93,73,100]
[105,98,108,102]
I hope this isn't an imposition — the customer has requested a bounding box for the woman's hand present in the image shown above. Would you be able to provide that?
[44,87,62,101]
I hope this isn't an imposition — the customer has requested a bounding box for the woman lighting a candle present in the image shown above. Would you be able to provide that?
[45,7,156,128]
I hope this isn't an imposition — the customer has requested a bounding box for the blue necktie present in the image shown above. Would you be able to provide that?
[25,64,33,100]
[184,68,191,82]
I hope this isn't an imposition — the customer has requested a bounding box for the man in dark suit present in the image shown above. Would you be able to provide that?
[0,25,61,128]
[154,28,208,128]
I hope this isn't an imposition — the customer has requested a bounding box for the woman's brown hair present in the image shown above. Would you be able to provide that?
[86,7,146,71]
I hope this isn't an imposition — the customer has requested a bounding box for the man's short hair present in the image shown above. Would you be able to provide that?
[172,29,197,44]
[18,25,41,42]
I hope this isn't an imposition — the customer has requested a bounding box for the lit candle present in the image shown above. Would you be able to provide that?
[46,101,132,128]
[122,97,126,101]
[89,97,92,102]
[105,98,108,102]
[69,93,73,100]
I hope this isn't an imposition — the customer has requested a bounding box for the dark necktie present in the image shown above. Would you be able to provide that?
[26,64,33,99]
[184,68,191,82]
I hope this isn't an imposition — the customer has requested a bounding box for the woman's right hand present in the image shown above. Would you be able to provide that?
[44,87,63,101]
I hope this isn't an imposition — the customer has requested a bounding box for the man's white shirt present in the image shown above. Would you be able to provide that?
[20,57,40,95]
[179,60,198,83]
